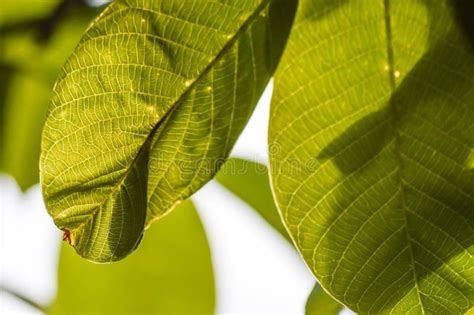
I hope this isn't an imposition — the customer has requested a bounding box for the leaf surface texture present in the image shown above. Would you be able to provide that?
[41,0,295,262]
[270,0,474,313]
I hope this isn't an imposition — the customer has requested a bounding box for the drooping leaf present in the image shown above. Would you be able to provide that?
[40,0,296,262]
[51,200,215,314]
[216,157,290,241]
[270,0,474,313]
[0,7,100,190]
[306,284,343,315]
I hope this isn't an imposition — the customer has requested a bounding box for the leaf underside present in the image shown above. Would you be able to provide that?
[40,0,296,262]
[270,0,474,313]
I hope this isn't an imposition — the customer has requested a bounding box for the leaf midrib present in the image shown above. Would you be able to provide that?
[383,0,425,312]
[68,0,273,233]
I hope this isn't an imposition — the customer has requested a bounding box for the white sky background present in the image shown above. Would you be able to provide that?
[0,83,354,314]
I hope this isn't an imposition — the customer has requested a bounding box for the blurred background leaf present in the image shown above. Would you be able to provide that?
[0,0,59,27]
[51,200,215,314]
[305,285,342,315]
[216,158,290,241]
[216,158,342,314]
[0,1,100,190]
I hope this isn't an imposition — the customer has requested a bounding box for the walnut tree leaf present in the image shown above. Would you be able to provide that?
[270,0,474,313]
[41,0,296,263]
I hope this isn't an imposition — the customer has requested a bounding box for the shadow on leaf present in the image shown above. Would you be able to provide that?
[314,2,474,311]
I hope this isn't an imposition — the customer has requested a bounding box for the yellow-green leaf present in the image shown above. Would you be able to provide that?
[306,284,343,315]
[40,0,296,262]
[270,0,474,313]
[0,0,58,27]
[0,7,100,190]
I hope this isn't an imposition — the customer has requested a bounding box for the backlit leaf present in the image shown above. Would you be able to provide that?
[270,0,474,313]
[40,0,296,262]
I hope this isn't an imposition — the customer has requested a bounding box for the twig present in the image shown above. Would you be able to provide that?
[0,284,47,313]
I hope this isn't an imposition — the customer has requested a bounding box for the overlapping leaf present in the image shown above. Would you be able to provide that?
[40,0,296,262]
[270,0,474,313]
[52,201,215,314]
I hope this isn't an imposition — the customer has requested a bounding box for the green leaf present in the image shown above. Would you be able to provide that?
[270,0,474,313]
[51,200,215,314]
[0,7,100,190]
[40,0,296,262]
[0,64,13,162]
[1,73,51,189]
[216,157,290,241]
[306,284,343,315]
